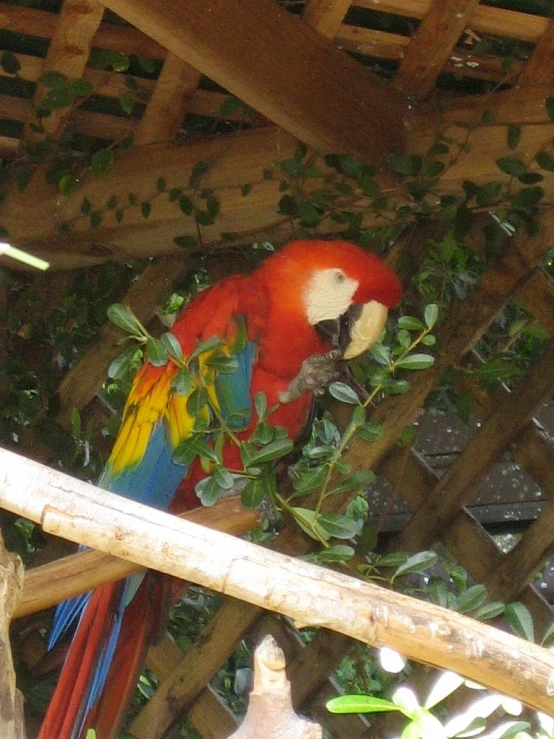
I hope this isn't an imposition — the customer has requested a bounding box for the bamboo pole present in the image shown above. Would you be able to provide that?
[1,446,554,715]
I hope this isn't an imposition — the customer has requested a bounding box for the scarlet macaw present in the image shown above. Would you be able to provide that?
[39,239,401,739]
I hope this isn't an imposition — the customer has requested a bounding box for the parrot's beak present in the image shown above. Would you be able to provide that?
[343,300,388,359]
[314,300,388,359]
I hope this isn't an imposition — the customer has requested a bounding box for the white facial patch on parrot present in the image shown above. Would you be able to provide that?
[304,268,359,325]
[343,300,388,359]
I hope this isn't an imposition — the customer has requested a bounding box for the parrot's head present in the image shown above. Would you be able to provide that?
[256,239,402,363]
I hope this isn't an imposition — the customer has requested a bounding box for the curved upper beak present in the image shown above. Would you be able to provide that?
[314,300,389,359]
[343,300,388,359]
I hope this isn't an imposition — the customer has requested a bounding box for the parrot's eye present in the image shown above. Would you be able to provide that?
[334,270,346,284]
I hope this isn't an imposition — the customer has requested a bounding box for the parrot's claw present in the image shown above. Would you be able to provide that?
[279,349,342,403]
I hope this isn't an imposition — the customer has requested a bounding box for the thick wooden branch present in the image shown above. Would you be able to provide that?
[100,0,408,162]
[0,533,26,739]
[228,635,322,739]
[2,447,554,714]
[15,496,260,619]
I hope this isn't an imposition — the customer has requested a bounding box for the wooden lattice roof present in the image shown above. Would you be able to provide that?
[1,0,554,736]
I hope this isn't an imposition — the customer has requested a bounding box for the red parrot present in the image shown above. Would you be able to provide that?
[39,239,401,739]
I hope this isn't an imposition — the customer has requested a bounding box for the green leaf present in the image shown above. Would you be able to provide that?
[453,584,487,613]
[496,157,526,177]
[119,92,134,115]
[398,316,425,332]
[242,438,293,467]
[186,386,209,416]
[213,465,235,490]
[174,435,218,465]
[178,196,193,215]
[318,514,361,539]
[472,359,521,381]
[311,544,355,563]
[174,235,197,249]
[511,186,543,211]
[328,382,360,405]
[107,346,141,380]
[518,171,543,185]
[278,194,298,216]
[205,353,239,374]
[1,51,21,75]
[71,407,82,439]
[505,602,534,642]
[58,174,79,195]
[195,475,223,506]
[385,153,422,177]
[145,337,169,366]
[476,181,502,207]
[327,695,398,714]
[291,507,330,542]
[156,176,167,192]
[395,353,435,370]
[356,421,383,442]
[376,551,409,569]
[254,391,267,420]
[473,601,505,621]
[106,303,143,335]
[39,70,66,88]
[424,303,439,329]
[507,124,521,150]
[189,159,210,189]
[161,332,183,361]
[535,151,554,172]
[69,78,94,97]
[393,550,438,579]
[91,149,115,178]
[90,210,102,229]
[241,477,267,508]
[241,183,252,196]
[189,335,225,361]
[173,366,193,396]
[141,201,151,219]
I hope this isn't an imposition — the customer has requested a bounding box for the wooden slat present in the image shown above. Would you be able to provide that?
[134,53,201,145]
[130,598,262,739]
[518,18,554,86]
[303,0,353,39]
[395,339,554,552]
[393,0,481,97]
[381,446,554,638]
[25,0,104,138]
[147,634,239,737]
[100,0,408,161]
[0,1,166,59]
[336,24,523,82]
[354,0,550,43]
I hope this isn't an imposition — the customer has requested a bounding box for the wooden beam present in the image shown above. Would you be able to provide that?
[25,0,104,139]
[100,0,408,160]
[518,18,554,86]
[134,53,201,145]
[0,126,300,270]
[357,0,550,43]
[302,0,353,39]
[393,0,481,98]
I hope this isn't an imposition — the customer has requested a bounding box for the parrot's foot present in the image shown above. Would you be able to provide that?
[279,349,342,403]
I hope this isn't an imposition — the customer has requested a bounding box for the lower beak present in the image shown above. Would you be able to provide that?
[343,300,388,359]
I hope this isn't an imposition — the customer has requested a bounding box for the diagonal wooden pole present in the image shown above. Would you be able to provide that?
[2,446,554,714]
